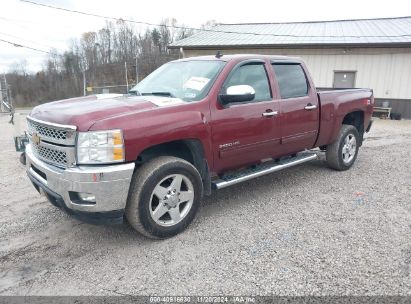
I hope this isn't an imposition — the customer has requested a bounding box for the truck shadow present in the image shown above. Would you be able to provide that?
[201,158,328,209]
[57,158,332,243]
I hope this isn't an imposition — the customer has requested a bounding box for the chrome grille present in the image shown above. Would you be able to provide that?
[28,121,68,140]
[31,141,68,167]
[27,116,77,168]
[27,116,77,146]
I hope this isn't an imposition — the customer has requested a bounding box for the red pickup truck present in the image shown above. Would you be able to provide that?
[25,54,373,238]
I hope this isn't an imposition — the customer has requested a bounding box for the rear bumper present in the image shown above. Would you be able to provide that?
[26,144,135,224]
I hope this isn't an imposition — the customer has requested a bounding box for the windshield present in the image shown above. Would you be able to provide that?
[129,60,225,102]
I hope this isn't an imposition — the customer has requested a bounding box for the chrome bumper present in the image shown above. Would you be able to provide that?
[26,144,135,213]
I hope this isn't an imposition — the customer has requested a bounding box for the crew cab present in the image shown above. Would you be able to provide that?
[25,54,374,238]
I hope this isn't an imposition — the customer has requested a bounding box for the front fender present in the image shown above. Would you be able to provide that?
[125,110,211,162]
[89,104,213,165]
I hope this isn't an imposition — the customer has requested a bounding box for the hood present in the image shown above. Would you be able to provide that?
[29,94,186,131]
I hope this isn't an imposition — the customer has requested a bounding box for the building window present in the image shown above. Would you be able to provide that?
[272,63,308,99]
[333,71,356,88]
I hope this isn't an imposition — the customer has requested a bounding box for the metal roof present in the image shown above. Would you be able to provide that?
[175,54,302,62]
[169,17,411,49]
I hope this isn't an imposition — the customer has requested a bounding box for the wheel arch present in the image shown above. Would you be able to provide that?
[341,110,364,145]
[135,139,212,195]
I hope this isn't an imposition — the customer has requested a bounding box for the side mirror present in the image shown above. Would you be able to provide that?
[219,85,255,105]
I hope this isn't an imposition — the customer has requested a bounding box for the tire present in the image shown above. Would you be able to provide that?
[125,156,203,239]
[325,124,360,171]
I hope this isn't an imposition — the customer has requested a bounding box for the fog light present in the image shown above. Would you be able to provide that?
[69,191,96,205]
[78,192,96,203]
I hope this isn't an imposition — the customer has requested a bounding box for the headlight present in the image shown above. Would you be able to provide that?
[77,129,125,164]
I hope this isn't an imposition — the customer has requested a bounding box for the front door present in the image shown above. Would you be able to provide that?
[211,60,281,173]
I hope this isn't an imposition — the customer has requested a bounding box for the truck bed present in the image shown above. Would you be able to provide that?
[316,87,372,93]
[314,87,374,147]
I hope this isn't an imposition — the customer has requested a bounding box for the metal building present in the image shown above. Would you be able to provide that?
[169,17,411,118]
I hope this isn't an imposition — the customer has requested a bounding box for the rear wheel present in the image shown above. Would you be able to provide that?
[126,156,203,239]
[325,124,360,171]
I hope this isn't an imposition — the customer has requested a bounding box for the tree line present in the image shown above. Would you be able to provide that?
[6,18,213,107]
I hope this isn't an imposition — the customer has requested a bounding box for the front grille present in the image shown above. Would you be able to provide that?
[28,121,68,140]
[27,116,77,168]
[31,141,68,167]
[27,117,76,146]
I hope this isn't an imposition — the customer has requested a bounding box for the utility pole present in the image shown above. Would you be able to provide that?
[83,69,86,96]
[1,73,12,112]
[0,76,3,112]
[5,74,12,110]
[4,73,10,105]
[135,56,139,84]
[125,61,129,92]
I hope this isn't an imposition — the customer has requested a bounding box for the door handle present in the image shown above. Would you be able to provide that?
[304,104,317,110]
[262,111,278,117]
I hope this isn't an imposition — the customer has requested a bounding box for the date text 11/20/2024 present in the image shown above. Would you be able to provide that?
[149,296,256,303]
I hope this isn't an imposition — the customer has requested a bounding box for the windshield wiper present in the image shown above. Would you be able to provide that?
[141,92,175,98]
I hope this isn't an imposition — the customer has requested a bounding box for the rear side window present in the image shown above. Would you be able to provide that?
[272,64,308,99]
[223,63,271,101]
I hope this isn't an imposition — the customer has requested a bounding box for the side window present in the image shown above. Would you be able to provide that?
[223,63,271,102]
[272,64,308,99]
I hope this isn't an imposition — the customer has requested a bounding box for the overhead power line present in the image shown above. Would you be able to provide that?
[0,31,57,50]
[20,0,411,39]
[0,38,50,54]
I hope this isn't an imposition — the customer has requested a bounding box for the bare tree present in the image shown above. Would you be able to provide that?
[6,18,195,105]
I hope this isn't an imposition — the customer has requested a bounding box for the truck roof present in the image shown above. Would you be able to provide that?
[176,54,304,63]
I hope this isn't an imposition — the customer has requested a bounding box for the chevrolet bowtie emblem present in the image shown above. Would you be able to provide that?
[32,132,41,145]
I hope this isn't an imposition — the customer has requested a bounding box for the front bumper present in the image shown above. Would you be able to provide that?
[26,144,135,224]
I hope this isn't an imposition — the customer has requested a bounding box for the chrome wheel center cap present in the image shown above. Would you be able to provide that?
[165,193,178,208]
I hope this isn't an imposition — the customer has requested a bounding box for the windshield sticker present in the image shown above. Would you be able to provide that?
[183,77,210,91]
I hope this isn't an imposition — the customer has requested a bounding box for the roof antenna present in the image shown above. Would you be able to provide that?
[215,50,223,58]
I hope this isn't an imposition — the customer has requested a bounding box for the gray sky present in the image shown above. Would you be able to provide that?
[0,0,409,72]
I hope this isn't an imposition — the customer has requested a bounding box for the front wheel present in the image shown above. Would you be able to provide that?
[325,124,360,171]
[126,156,203,239]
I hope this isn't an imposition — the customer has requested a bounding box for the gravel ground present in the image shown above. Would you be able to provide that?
[0,115,410,296]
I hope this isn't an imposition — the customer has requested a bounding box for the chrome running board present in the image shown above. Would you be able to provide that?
[212,152,318,189]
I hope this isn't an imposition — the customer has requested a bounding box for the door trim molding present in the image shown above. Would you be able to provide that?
[281,130,317,144]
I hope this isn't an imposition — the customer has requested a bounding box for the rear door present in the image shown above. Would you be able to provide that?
[271,62,319,154]
[211,60,281,172]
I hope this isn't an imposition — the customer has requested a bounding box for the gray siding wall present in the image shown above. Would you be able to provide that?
[184,48,411,100]
[184,47,411,118]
